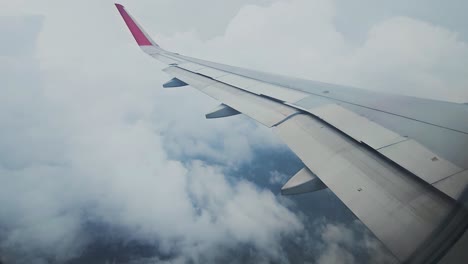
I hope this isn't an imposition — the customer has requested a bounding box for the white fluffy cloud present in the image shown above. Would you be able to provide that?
[0,7,300,264]
[161,0,468,102]
[306,220,396,264]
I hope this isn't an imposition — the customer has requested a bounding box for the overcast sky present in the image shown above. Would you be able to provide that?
[0,0,467,263]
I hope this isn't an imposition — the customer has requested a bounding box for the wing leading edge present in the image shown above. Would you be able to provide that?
[114,4,468,263]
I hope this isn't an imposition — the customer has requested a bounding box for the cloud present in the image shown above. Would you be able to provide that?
[312,220,397,264]
[341,16,468,101]
[0,15,43,56]
[161,0,468,102]
[268,170,289,185]
[0,11,302,264]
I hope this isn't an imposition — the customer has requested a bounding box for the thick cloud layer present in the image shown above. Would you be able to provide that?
[0,0,466,263]
[0,12,300,264]
[162,0,468,102]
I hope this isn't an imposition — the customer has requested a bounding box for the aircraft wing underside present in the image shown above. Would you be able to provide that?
[115,4,468,263]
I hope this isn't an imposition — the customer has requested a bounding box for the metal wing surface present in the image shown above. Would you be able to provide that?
[115,4,468,263]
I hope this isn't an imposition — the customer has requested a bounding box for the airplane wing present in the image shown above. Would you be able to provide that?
[115,4,468,263]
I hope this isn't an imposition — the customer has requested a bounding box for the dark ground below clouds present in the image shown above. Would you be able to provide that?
[61,146,371,264]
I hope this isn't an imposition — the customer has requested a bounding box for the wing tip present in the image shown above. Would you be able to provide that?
[115,3,158,47]
[115,3,124,10]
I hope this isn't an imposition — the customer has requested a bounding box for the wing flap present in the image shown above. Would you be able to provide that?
[379,140,464,184]
[308,103,408,149]
[274,114,464,262]
[301,103,466,192]
[433,170,468,204]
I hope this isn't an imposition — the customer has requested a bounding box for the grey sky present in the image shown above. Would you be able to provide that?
[334,0,468,43]
[0,0,467,263]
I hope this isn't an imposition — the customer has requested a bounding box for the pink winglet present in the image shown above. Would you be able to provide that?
[115,3,155,46]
